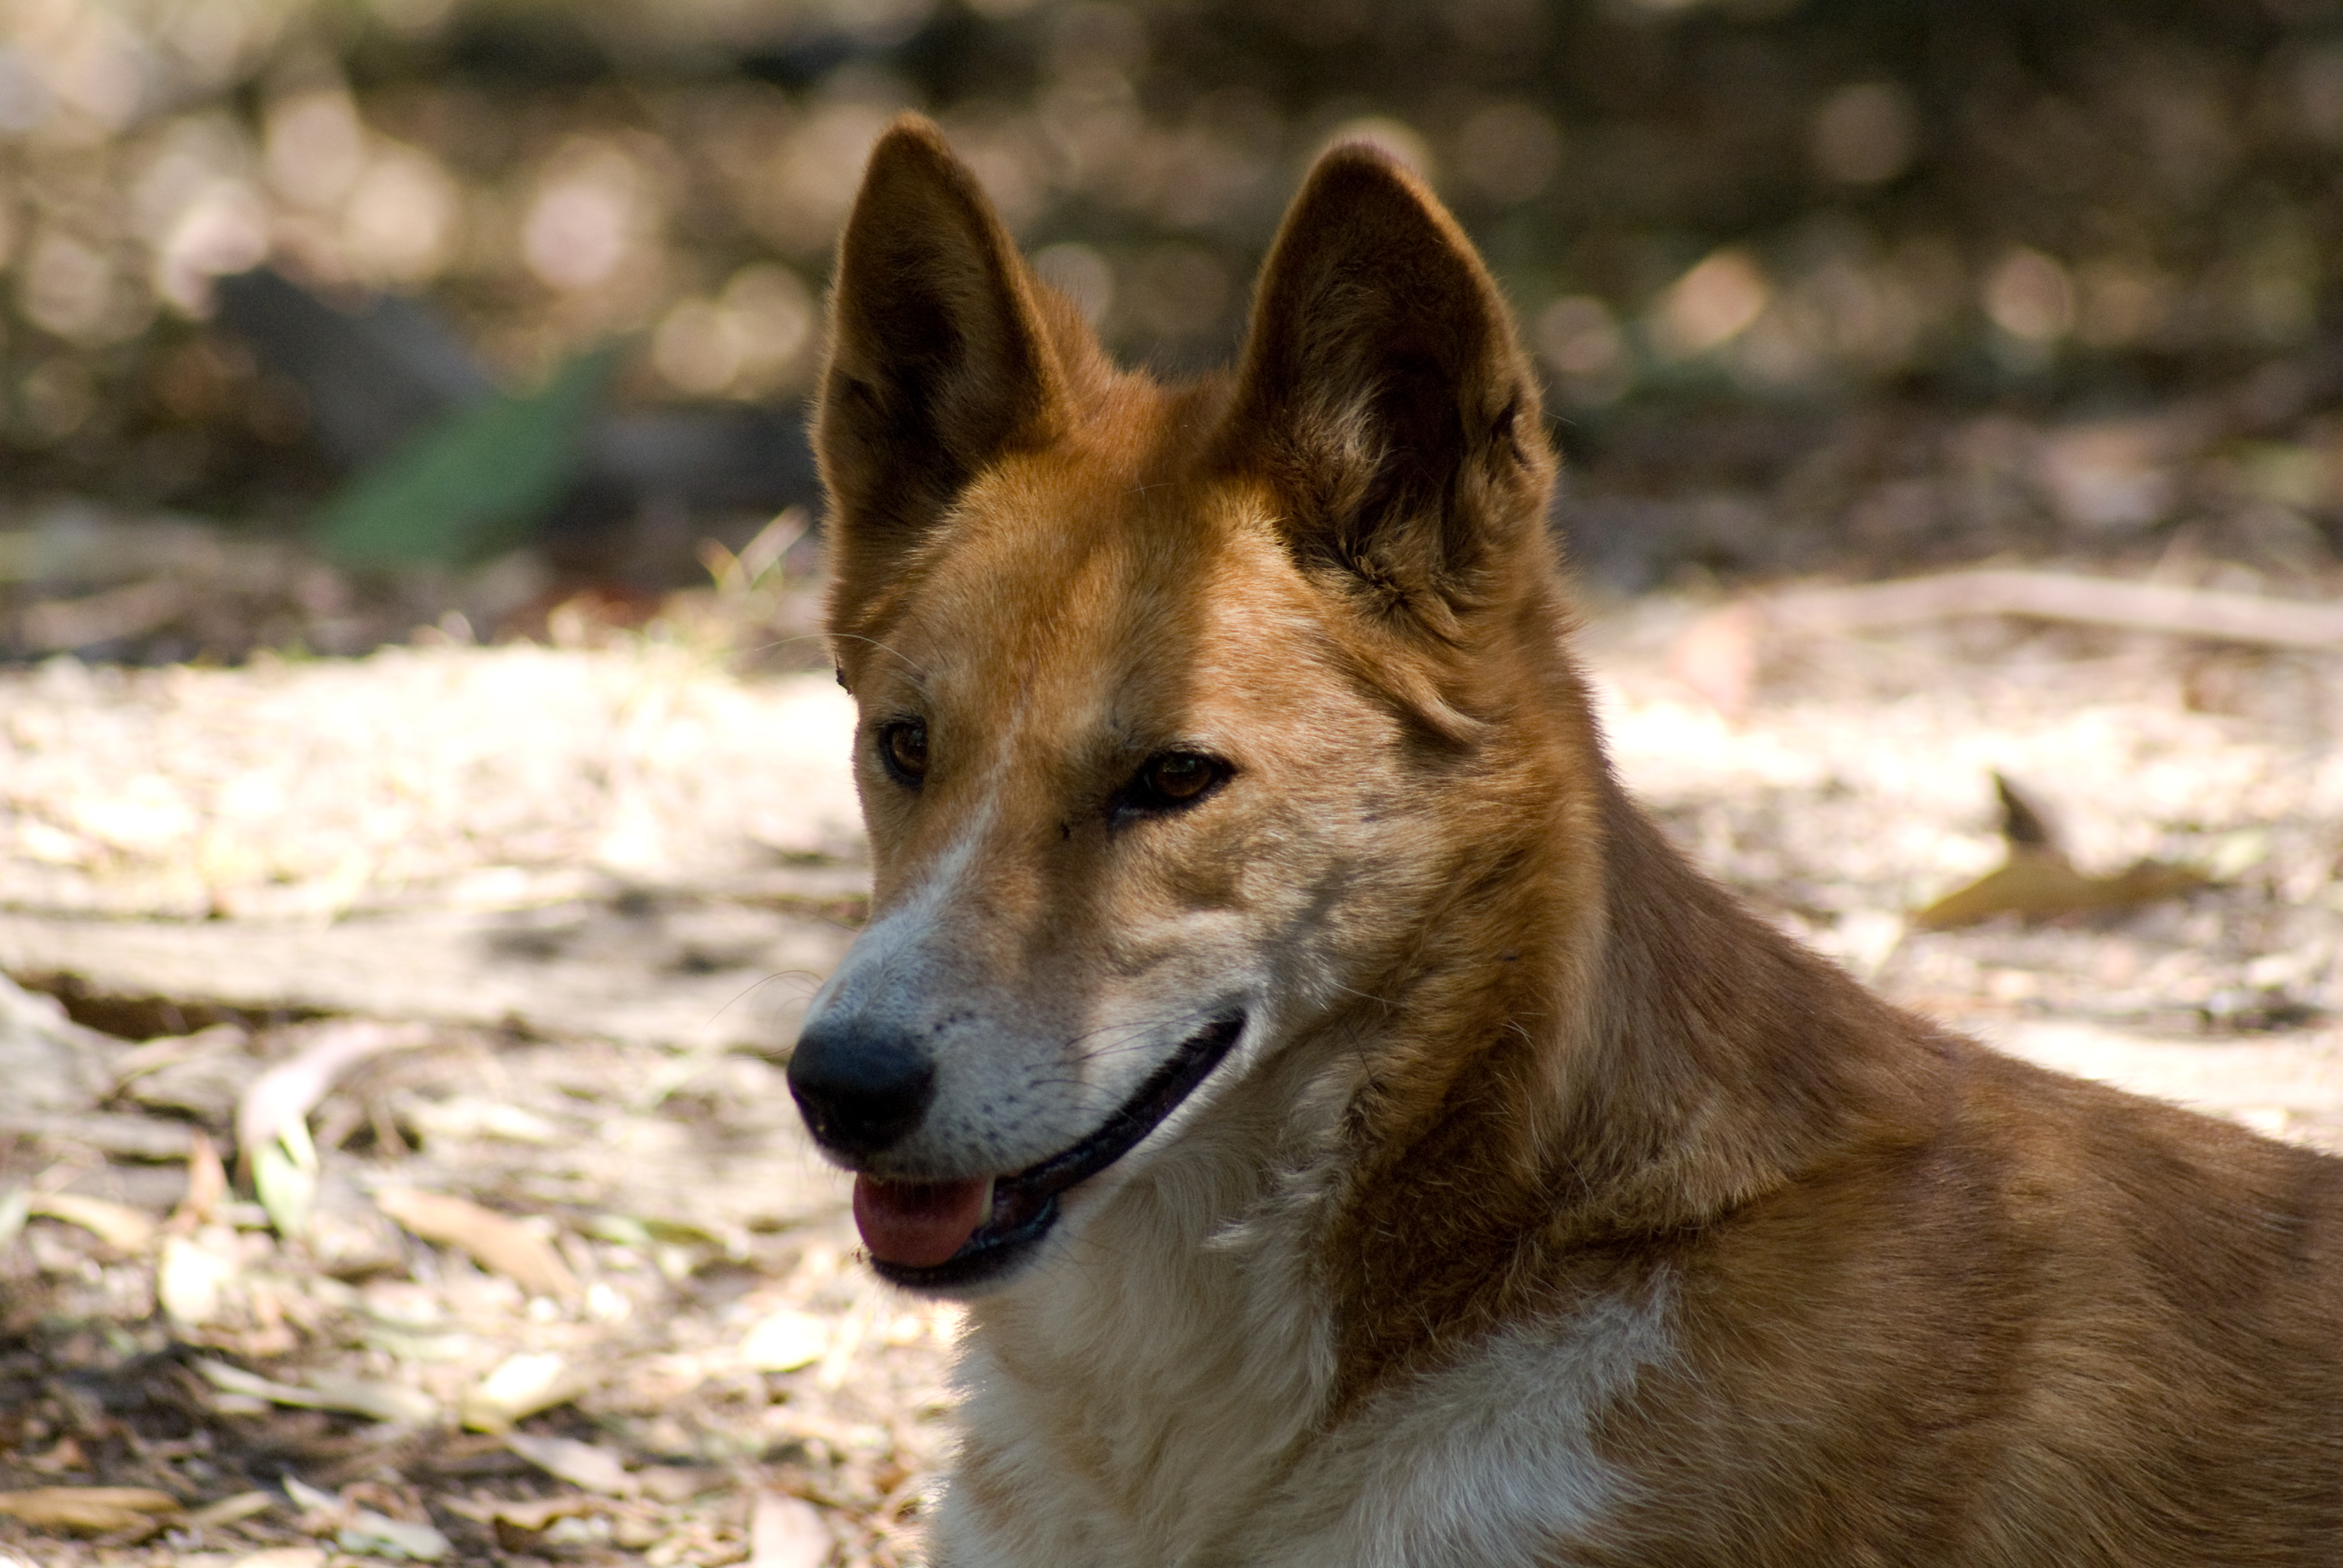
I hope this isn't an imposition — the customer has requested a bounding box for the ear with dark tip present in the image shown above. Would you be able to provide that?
[816,116,1068,607]
[1222,146,1553,630]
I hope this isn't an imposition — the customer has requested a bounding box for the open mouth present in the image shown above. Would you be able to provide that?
[856,1012,1246,1290]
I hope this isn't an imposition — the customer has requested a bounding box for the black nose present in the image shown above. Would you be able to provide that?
[785,1019,937,1160]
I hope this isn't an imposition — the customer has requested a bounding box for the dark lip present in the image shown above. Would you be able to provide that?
[873,1011,1247,1291]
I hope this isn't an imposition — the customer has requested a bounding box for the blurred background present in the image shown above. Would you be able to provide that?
[6,10,2343,1563]
[3,0,2343,658]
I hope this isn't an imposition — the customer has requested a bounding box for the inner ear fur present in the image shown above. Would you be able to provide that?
[816,116,1084,609]
[1222,146,1553,629]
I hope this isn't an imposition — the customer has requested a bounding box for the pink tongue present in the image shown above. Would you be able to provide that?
[853,1176,992,1269]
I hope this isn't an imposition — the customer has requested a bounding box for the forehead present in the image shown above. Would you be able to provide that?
[857,459,1317,721]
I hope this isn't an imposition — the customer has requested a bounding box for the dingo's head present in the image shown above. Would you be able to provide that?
[790,116,1585,1293]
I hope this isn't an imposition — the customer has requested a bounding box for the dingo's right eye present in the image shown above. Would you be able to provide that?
[879,720,929,785]
[1115,750,1230,820]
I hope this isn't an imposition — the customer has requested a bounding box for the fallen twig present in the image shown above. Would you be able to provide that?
[1666,568,2343,715]
[1763,568,2343,649]
[237,1020,425,1236]
[16,580,192,654]
[0,1487,182,1535]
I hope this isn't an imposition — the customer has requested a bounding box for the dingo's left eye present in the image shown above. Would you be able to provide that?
[879,720,929,785]
[1124,751,1227,815]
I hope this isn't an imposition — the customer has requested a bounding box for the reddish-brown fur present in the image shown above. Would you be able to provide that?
[810,116,2343,1564]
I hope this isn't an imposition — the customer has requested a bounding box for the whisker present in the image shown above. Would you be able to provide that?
[709,967,828,1028]
[830,630,936,693]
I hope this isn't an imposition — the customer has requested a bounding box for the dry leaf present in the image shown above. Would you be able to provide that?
[506,1431,637,1496]
[443,1493,606,1530]
[1911,852,2207,929]
[739,1308,830,1373]
[1909,771,2210,930]
[252,1121,318,1239]
[588,1212,730,1249]
[638,1466,718,1503]
[460,1351,584,1432]
[171,1128,228,1231]
[27,1192,156,1251]
[159,1232,240,1326]
[189,1491,276,1528]
[194,1357,439,1425]
[399,1094,561,1145]
[338,1510,451,1561]
[304,1372,442,1426]
[0,1486,182,1534]
[375,1187,579,1300]
[22,1437,83,1474]
[281,1474,449,1561]
[226,1548,325,1568]
[750,1492,831,1568]
[281,1474,342,1521]
[0,1186,27,1250]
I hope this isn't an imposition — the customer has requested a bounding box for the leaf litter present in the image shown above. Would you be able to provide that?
[0,550,2339,1565]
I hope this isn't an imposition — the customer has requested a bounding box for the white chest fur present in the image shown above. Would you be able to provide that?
[1208,1282,1674,1568]
[935,1160,1335,1566]
[931,1172,1673,1568]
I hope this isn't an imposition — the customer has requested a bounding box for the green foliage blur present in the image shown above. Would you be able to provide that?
[310,342,617,564]
[3,0,2341,516]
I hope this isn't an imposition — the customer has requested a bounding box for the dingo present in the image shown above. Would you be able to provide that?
[787,116,2343,1565]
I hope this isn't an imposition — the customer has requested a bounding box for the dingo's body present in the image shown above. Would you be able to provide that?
[788,118,2343,1566]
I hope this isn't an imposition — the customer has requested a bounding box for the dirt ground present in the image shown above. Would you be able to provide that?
[0,572,2339,1567]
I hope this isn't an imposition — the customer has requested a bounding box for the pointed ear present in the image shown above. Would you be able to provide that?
[816,116,1071,606]
[1222,146,1553,631]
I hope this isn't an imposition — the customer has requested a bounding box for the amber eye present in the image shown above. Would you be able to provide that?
[1146,753,1214,802]
[1122,751,1227,816]
[879,720,928,784]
